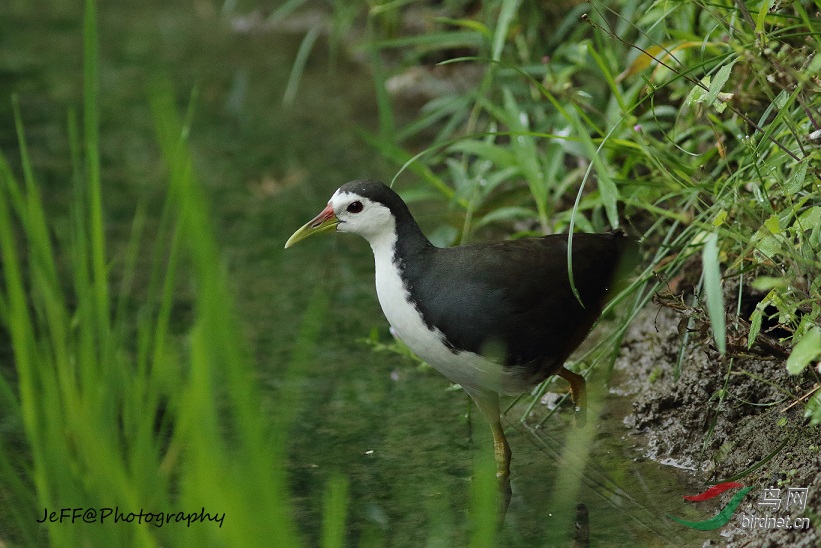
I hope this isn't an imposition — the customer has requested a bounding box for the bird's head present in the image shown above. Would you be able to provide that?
[285,180,402,248]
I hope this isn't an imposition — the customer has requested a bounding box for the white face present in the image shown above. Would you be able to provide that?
[329,190,395,243]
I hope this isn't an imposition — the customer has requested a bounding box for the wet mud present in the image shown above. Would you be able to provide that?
[618,304,820,546]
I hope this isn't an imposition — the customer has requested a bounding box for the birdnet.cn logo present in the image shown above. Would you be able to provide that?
[666,481,812,531]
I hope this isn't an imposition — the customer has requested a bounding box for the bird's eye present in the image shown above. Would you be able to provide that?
[346,201,363,213]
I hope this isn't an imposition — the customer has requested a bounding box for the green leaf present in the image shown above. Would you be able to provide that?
[786,161,808,194]
[686,77,708,106]
[748,306,763,349]
[475,206,537,228]
[808,49,821,73]
[704,60,737,108]
[786,326,821,375]
[480,166,519,195]
[754,233,783,257]
[764,214,780,234]
[283,27,321,106]
[755,0,776,34]
[750,276,786,291]
[435,17,492,39]
[568,107,619,229]
[501,88,549,224]
[449,140,517,168]
[370,31,484,51]
[805,391,821,426]
[796,205,820,233]
[773,90,789,110]
[702,233,726,355]
[491,0,521,61]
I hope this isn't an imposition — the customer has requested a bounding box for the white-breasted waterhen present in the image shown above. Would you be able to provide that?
[285,180,626,481]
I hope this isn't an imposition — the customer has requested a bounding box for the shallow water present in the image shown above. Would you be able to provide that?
[2,2,723,545]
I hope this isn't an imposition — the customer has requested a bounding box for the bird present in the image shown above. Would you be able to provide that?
[285,180,626,483]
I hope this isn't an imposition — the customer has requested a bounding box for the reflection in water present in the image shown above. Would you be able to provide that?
[574,503,590,547]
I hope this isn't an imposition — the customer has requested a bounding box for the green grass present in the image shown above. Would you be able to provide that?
[0,3,320,545]
[352,0,821,424]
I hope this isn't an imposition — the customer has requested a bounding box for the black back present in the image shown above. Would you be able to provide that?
[404,233,625,371]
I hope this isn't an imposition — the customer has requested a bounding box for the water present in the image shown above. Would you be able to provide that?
[1,2,721,545]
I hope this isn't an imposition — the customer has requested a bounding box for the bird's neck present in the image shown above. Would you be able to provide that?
[368,209,433,347]
[366,207,432,266]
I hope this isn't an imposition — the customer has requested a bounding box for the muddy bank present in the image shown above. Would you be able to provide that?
[616,303,820,546]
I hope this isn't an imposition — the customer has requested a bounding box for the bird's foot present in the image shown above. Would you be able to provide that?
[558,366,588,428]
[496,474,512,526]
[574,403,587,428]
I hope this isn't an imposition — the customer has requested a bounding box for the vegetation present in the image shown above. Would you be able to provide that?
[0,3,323,545]
[348,0,821,424]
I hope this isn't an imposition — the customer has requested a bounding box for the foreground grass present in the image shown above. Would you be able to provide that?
[0,87,308,546]
[0,3,320,544]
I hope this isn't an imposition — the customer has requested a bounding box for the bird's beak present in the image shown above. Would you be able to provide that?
[284,204,339,248]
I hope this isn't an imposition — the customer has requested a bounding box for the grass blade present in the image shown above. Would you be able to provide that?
[83,0,109,352]
[322,474,350,548]
[702,232,726,355]
[283,26,321,106]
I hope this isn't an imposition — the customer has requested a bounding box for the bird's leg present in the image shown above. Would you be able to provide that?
[487,412,513,524]
[557,366,587,427]
[465,388,512,524]
[467,390,511,479]
[490,418,511,480]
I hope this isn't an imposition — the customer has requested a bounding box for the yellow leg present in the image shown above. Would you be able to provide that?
[557,366,587,426]
[490,416,511,479]
[466,389,511,478]
[465,388,513,523]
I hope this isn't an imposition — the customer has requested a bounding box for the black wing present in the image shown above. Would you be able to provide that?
[406,232,626,367]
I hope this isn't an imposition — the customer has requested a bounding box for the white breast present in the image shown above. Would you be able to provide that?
[367,229,529,395]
